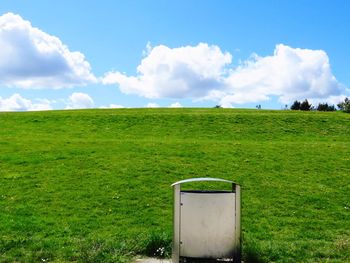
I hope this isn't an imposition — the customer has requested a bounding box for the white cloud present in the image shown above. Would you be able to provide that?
[103,43,347,106]
[325,95,348,106]
[65,92,94,109]
[308,95,347,107]
[169,102,182,108]
[142,41,152,57]
[146,102,160,108]
[0,12,96,88]
[99,104,124,109]
[102,43,232,99]
[223,44,343,104]
[219,93,270,108]
[0,94,52,111]
[0,93,108,111]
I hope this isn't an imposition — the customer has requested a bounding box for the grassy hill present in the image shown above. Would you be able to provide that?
[0,109,349,262]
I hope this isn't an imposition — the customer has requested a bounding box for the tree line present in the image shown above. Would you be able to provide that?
[290,97,350,112]
[213,97,350,113]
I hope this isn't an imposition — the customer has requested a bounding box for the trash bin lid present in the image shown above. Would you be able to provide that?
[171,177,237,187]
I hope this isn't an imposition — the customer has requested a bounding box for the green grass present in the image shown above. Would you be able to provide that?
[0,108,349,262]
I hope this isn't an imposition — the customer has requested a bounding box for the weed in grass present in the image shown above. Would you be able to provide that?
[141,232,172,258]
[77,238,133,263]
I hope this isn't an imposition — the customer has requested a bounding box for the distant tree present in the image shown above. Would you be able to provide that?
[317,103,336,111]
[214,105,222,108]
[337,97,350,113]
[256,104,261,110]
[300,99,312,111]
[317,103,328,111]
[290,100,301,110]
[327,104,336,111]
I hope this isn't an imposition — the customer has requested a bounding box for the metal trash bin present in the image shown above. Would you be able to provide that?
[172,178,241,263]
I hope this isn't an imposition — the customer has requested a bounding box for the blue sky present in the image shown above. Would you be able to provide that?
[0,0,349,110]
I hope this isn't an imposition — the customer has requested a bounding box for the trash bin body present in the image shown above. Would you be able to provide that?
[172,178,241,263]
[180,191,236,258]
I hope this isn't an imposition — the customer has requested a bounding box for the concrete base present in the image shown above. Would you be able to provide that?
[133,257,243,263]
[133,258,172,263]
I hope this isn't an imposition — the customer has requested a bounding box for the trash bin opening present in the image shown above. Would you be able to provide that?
[180,190,232,194]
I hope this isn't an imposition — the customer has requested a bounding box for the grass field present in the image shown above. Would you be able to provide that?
[0,108,349,262]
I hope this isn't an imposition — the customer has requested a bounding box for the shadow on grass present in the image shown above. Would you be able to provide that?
[243,242,266,263]
[244,251,265,263]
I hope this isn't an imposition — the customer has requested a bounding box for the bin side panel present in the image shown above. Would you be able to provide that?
[180,192,236,258]
[172,184,181,263]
